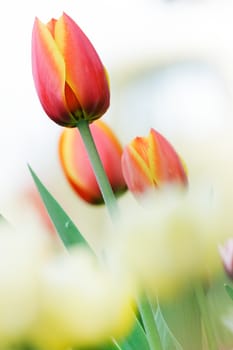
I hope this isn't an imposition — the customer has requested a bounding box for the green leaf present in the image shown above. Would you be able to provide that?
[101,344,122,350]
[155,306,183,350]
[0,215,12,230]
[0,214,8,225]
[28,165,90,250]
[225,284,233,301]
[74,341,122,350]
[159,290,202,350]
[137,294,163,350]
[117,316,150,350]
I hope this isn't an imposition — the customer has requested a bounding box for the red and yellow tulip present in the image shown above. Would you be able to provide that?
[121,128,188,195]
[32,13,110,127]
[59,120,127,204]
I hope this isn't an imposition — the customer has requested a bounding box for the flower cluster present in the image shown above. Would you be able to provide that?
[29,11,233,350]
[32,13,187,204]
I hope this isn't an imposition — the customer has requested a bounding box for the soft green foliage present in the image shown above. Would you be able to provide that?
[225,284,233,301]
[0,214,8,225]
[155,306,183,350]
[28,165,90,249]
[118,316,150,350]
[159,289,202,350]
[28,166,151,350]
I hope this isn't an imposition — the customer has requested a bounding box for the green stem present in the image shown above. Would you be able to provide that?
[195,284,218,350]
[137,294,163,350]
[77,120,119,220]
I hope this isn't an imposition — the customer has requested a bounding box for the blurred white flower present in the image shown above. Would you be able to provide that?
[106,186,231,300]
[0,225,52,347]
[0,224,134,349]
[31,246,134,350]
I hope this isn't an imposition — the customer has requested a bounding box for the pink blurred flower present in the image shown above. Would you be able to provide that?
[219,238,233,279]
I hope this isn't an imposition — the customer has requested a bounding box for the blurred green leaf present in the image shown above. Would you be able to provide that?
[28,165,90,250]
[75,342,122,350]
[74,317,149,350]
[0,214,10,225]
[0,214,11,229]
[137,294,163,350]
[0,214,7,224]
[155,306,183,350]
[117,316,150,350]
[101,344,122,350]
[225,284,233,301]
[206,274,233,348]
[159,290,202,350]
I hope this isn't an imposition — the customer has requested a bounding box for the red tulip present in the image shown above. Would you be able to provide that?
[59,120,127,204]
[121,129,188,195]
[32,13,110,127]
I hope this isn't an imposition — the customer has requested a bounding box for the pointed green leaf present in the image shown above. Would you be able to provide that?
[28,165,90,250]
[225,284,233,301]
[117,316,150,350]
[137,294,163,350]
[97,342,122,350]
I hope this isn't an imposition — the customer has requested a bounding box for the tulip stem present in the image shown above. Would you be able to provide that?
[77,119,119,220]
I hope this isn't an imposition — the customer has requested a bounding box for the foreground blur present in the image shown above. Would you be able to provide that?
[0,225,134,350]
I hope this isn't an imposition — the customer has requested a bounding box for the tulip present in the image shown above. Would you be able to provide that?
[32,13,110,127]
[219,238,233,279]
[121,128,188,195]
[59,120,127,204]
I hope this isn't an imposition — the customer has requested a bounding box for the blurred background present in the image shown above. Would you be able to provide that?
[1,0,233,244]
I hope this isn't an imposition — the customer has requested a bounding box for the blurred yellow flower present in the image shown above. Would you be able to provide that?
[0,225,134,349]
[106,186,231,300]
[0,226,51,348]
[31,246,134,350]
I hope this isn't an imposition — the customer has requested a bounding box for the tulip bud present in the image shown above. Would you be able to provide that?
[59,120,127,204]
[121,128,188,195]
[219,238,233,279]
[32,13,110,127]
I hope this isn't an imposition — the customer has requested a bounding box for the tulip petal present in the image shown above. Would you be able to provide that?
[121,143,154,194]
[59,127,100,204]
[92,121,126,192]
[54,13,110,119]
[59,121,126,204]
[122,129,188,195]
[149,129,187,185]
[32,18,76,125]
